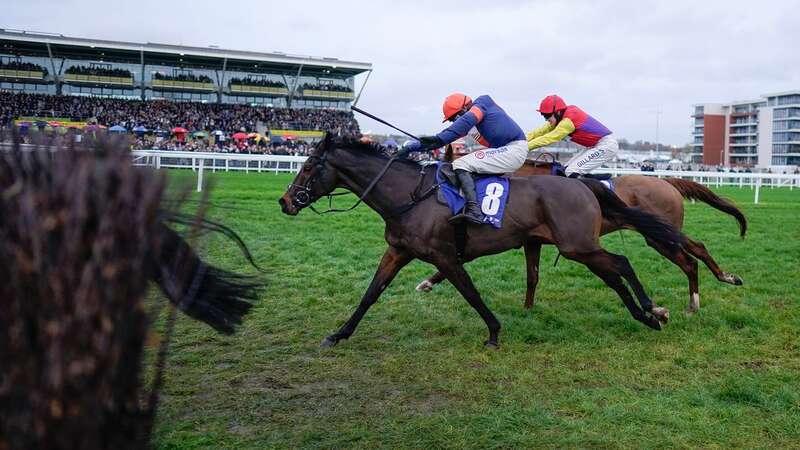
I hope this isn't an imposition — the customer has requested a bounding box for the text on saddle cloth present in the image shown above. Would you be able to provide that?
[435,162,510,229]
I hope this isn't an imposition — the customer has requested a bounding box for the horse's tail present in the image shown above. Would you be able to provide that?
[151,224,262,335]
[664,178,747,238]
[580,178,688,251]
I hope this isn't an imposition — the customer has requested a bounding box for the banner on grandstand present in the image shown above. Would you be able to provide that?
[15,117,89,128]
[269,129,325,140]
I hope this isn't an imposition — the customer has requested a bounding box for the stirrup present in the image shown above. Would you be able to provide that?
[448,209,484,225]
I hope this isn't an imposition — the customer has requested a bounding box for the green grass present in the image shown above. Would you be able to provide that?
[150,171,800,449]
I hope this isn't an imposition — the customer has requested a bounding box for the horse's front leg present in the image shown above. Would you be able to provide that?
[435,259,501,349]
[321,246,413,347]
[523,241,542,309]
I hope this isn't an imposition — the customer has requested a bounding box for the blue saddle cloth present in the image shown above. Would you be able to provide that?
[435,163,510,229]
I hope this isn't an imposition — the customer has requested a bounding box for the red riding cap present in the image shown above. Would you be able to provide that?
[537,95,567,114]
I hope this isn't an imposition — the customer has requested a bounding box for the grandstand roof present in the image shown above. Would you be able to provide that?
[0,28,371,78]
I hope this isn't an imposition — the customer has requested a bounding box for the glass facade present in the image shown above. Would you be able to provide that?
[772,132,800,143]
[769,94,800,106]
[773,120,800,131]
[773,107,800,119]
[1,54,358,110]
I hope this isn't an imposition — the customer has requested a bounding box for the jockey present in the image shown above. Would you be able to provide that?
[527,95,618,177]
[412,93,527,224]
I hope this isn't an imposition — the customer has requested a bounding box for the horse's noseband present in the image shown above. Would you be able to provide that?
[289,154,327,208]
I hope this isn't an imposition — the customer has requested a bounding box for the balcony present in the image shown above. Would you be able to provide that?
[229,84,289,96]
[0,69,46,81]
[63,73,134,87]
[301,89,355,100]
[151,78,215,92]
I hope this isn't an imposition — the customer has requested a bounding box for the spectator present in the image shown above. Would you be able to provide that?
[0,91,360,137]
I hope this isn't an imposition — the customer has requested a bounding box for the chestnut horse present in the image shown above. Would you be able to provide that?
[280,136,691,348]
[417,150,747,313]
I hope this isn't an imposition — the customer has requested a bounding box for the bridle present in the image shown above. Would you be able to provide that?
[287,153,329,209]
[288,147,408,215]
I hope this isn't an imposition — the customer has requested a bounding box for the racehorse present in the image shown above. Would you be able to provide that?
[416,149,747,313]
[0,134,261,449]
[280,135,690,349]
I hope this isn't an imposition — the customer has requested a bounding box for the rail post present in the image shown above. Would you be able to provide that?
[197,158,204,192]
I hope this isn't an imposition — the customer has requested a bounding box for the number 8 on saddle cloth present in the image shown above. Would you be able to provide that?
[435,163,510,229]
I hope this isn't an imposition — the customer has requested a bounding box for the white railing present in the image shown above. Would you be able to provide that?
[604,168,800,203]
[131,150,308,192]
[131,150,800,203]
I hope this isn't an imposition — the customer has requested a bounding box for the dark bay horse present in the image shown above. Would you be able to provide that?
[417,151,747,313]
[280,136,690,348]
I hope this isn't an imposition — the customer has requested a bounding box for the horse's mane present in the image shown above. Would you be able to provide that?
[330,136,423,167]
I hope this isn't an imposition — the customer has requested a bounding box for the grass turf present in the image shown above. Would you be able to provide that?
[149,171,800,449]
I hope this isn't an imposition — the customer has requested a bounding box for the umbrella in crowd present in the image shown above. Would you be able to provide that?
[232,132,248,140]
[192,131,209,138]
[171,127,188,134]
[154,129,169,136]
[248,132,262,142]
[109,125,127,133]
[133,125,149,135]
[84,124,107,132]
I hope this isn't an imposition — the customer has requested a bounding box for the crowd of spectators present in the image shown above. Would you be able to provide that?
[130,133,312,155]
[0,92,361,135]
[301,83,352,93]
[153,72,213,83]
[0,61,48,75]
[65,65,132,78]
[229,77,286,88]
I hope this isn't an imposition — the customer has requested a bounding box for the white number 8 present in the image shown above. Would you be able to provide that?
[481,182,504,215]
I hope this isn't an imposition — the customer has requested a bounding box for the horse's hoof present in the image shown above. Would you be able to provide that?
[651,306,670,324]
[484,340,500,350]
[684,307,698,315]
[320,336,338,348]
[722,273,743,286]
[644,316,662,331]
[523,300,534,309]
[415,280,433,292]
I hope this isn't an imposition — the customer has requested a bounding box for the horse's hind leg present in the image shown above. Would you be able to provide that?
[523,241,542,309]
[645,239,701,314]
[416,271,446,292]
[564,250,664,330]
[607,251,670,325]
[435,260,502,348]
[683,236,743,286]
[321,246,413,347]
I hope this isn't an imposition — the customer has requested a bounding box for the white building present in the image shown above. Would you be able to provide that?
[690,91,800,168]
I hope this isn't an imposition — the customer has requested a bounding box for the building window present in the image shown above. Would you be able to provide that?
[776,95,800,106]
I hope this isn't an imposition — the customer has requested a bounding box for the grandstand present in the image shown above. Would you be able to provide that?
[0,28,372,141]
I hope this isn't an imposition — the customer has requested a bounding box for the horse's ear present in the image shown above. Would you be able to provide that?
[323,132,332,149]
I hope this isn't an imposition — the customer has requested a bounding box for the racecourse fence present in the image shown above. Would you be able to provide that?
[131,150,800,204]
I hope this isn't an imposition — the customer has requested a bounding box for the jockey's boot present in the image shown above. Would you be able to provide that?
[449,169,485,225]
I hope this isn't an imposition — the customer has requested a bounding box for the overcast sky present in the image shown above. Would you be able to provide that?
[6,0,799,145]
